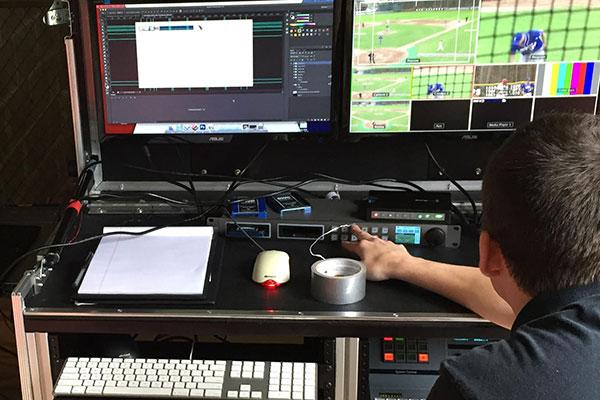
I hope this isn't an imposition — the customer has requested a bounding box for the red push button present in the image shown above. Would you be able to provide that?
[384,353,394,362]
[383,337,393,341]
[418,353,429,363]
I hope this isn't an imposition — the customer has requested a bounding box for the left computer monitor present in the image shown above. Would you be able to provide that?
[96,0,335,135]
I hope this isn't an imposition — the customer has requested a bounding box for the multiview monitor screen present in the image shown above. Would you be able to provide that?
[96,0,335,135]
[349,0,600,133]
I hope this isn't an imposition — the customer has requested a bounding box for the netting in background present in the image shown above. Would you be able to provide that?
[478,0,600,63]
[0,0,76,206]
[412,65,474,99]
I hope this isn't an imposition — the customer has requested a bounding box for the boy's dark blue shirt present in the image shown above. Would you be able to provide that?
[428,283,600,400]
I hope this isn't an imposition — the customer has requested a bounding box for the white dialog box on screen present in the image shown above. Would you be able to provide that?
[135,19,254,89]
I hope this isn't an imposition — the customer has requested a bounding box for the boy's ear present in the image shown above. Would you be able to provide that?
[479,231,509,278]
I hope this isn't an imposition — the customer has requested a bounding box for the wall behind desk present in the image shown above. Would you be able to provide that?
[0,0,76,205]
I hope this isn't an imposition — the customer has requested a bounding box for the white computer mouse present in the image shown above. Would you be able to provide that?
[252,250,290,287]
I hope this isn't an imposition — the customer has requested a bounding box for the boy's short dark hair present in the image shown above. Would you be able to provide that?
[482,113,600,295]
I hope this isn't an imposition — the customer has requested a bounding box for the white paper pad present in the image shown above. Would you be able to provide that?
[78,227,213,296]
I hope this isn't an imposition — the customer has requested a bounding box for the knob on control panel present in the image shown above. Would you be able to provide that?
[424,228,446,247]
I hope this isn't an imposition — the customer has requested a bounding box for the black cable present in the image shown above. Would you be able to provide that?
[223,208,265,252]
[157,336,194,343]
[424,143,478,225]
[313,172,426,192]
[0,143,273,285]
[82,193,192,206]
[213,335,229,343]
[188,180,202,216]
[0,207,217,287]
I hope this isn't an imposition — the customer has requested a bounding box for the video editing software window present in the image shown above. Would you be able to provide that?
[96,0,334,135]
[349,0,600,133]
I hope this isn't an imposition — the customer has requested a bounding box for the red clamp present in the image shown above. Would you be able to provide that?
[66,199,82,215]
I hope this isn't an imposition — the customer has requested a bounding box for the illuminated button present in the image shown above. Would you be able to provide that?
[418,353,429,363]
[383,353,394,362]
[381,227,389,234]
[383,337,393,341]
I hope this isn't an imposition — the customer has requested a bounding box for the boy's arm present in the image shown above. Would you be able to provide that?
[342,225,515,329]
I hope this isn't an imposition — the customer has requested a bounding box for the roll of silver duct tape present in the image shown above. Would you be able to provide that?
[310,258,366,305]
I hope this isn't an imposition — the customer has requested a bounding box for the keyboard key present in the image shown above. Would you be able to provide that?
[190,389,205,397]
[197,383,222,390]
[305,386,316,400]
[280,384,292,393]
[54,386,72,395]
[239,392,250,398]
[205,389,222,398]
[56,379,82,387]
[251,391,263,399]
[227,390,238,398]
[103,386,172,396]
[172,388,189,397]
[71,387,86,395]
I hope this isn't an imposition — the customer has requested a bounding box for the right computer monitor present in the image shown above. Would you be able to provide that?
[348,0,600,133]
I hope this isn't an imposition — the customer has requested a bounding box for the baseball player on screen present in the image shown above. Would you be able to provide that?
[509,30,546,63]
[427,82,445,99]
[520,79,535,96]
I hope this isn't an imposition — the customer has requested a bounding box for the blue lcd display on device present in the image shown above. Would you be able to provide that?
[231,198,268,218]
[394,226,421,245]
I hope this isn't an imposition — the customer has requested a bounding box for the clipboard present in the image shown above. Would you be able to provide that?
[74,227,223,305]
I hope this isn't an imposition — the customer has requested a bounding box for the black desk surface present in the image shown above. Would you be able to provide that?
[19,212,507,338]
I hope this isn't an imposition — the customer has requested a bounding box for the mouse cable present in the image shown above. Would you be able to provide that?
[309,224,352,261]
[424,143,479,225]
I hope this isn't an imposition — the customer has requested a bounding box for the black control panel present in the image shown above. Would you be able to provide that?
[361,337,497,400]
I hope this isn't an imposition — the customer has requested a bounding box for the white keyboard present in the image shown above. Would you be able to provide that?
[54,357,318,399]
